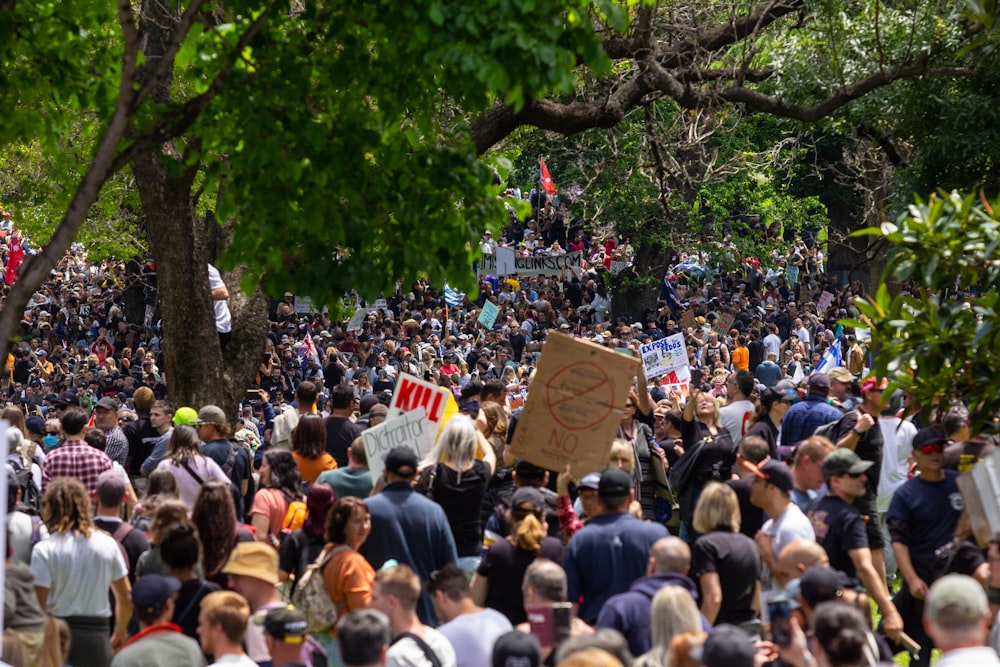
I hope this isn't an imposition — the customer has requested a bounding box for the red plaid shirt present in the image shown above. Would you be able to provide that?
[41,440,112,496]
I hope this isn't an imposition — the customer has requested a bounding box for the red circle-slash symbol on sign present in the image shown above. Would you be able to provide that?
[545,362,616,430]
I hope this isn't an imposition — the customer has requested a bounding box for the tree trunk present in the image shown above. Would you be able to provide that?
[130,0,269,420]
[611,240,670,321]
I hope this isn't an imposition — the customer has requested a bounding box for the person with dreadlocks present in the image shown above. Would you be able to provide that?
[29,478,132,667]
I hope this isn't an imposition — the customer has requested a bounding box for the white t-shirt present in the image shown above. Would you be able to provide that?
[719,400,755,445]
[208,264,232,334]
[762,502,815,560]
[438,609,513,667]
[209,652,259,667]
[30,530,127,617]
[877,417,917,513]
[7,510,49,565]
[387,627,457,667]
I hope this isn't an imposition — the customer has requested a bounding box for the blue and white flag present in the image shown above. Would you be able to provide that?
[443,283,464,307]
[814,337,843,374]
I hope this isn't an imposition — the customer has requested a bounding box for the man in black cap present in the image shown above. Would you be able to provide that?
[110,574,204,666]
[748,459,815,588]
[807,449,903,641]
[563,467,668,624]
[254,605,309,667]
[360,446,458,626]
[886,425,964,666]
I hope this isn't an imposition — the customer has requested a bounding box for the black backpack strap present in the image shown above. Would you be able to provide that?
[392,632,443,667]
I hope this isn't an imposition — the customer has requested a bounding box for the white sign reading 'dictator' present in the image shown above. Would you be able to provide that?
[363,408,436,480]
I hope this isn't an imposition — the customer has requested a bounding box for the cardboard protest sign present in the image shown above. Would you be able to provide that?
[510,332,639,476]
[363,408,435,480]
[713,311,735,335]
[680,309,697,331]
[388,374,452,426]
[374,298,388,311]
[640,333,691,384]
[478,301,500,329]
[479,250,583,277]
[956,448,1000,546]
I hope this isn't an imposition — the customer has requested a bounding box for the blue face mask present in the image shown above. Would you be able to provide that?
[43,434,60,450]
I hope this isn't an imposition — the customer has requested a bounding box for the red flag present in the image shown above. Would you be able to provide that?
[5,234,24,285]
[540,158,557,194]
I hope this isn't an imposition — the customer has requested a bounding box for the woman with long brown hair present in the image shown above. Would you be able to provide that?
[192,480,248,586]
[291,414,337,484]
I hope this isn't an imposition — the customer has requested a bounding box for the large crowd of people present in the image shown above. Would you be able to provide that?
[4,205,1000,667]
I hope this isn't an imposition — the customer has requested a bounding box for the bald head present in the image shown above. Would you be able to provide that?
[648,536,691,576]
[778,539,829,582]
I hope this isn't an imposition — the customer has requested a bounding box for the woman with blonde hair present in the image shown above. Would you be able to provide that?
[416,415,496,574]
[671,388,734,542]
[634,586,704,667]
[354,372,373,398]
[691,482,760,631]
[471,486,563,624]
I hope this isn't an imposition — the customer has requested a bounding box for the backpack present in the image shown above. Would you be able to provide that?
[281,492,308,536]
[7,456,40,514]
[813,409,853,443]
[292,544,350,634]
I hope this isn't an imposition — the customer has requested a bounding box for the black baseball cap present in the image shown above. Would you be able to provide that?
[598,466,632,498]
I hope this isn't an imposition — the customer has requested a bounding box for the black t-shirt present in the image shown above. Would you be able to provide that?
[807,495,868,579]
[477,536,564,624]
[430,460,490,558]
[93,517,150,584]
[323,416,363,468]
[278,528,327,590]
[323,363,345,391]
[727,475,765,539]
[678,418,736,526]
[691,530,761,624]
[172,578,222,640]
[836,411,883,504]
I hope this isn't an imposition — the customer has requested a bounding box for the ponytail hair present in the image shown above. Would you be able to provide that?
[512,509,545,555]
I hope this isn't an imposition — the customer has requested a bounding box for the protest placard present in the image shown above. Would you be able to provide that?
[479,250,583,277]
[374,298,388,311]
[388,374,452,426]
[510,332,639,475]
[495,246,517,276]
[609,261,631,275]
[478,301,500,329]
[363,408,435,480]
[680,309,697,331]
[713,311,735,335]
[345,308,367,332]
[640,333,691,383]
[816,291,835,313]
[956,448,1000,546]
[294,296,312,314]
